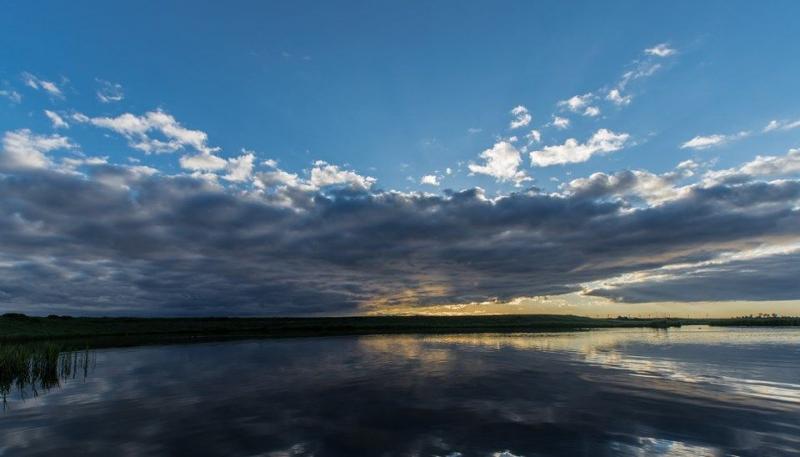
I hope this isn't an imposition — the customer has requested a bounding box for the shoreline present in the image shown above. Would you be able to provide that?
[2,314,798,343]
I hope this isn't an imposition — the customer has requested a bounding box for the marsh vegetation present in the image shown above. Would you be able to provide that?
[0,342,93,407]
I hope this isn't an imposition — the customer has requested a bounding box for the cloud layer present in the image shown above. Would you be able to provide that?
[2,142,800,315]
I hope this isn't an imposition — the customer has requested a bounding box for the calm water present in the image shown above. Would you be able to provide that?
[1,326,799,456]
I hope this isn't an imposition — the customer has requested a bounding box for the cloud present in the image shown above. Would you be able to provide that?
[588,248,800,303]
[179,149,258,183]
[526,130,541,143]
[309,160,376,190]
[551,116,570,130]
[3,151,800,316]
[680,131,749,150]
[763,118,800,133]
[530,129,630,167]
[555,94,601,117]
[179,152,227,171]
[703,148,800,184]
[467,128,482,135]
[563,163,694,205]
[583,106,600,117]
[0,90,22,104]
[420,175,440,186]
[75,109,218,155]
[223,151,256,182]
[44,110,69,129]
[0,129,72,171]
[605,89,631,106]
[644,43,677,57]
[21,72,63,98]
[557,93,593,113]
[468,141,531,185]
[509,105,532,130]
[681,135,725,150]
[256,168,302,189]
[96,79,124,103]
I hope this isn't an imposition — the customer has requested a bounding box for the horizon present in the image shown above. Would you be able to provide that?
[2,1,800,317]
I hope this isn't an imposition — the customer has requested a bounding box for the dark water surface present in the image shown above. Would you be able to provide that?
[1,326,799,456]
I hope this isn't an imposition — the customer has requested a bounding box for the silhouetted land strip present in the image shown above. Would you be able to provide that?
[1,313,798,342]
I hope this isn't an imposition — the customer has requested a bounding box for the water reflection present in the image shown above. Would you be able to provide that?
[0,327,798,456]
[0,343,94,407]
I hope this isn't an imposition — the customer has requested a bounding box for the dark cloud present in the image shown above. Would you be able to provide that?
[587,252,800,303]
[1,164,800,315]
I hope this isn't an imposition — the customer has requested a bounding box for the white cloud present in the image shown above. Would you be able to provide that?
[178,149,256,181]
[680,131,749,150]
[445,167,452,175]
[467,127,482,134]
[44,110,69,129]
[223,151,256,182]
[644,43,677,57]
[583,106,601,117]
[468,141,531,185]
[0,129,72,170]
[420,174,440,186]
[75,109,218,155]
[563,169,689,205]
[491,451,522,457]
[0,90,22,103]
[705,149,800,184]
[618,62,662,91]
[526,129,541,143]
[263,158,279,168]
[681,135,725,150]
[255,169,302,189]
[606,89,632,106]
[739,148,800,176]
[179,152,227,171]
[21,72,63,98]
[558,93,594,113]
[96,79,124,103]
[530,128,630,167]
[551,116,570,130]
[763,120,780,132]
[309,161,376,190]
[61,155,108,171]
[763,118,800,133]
[509,105,532,130]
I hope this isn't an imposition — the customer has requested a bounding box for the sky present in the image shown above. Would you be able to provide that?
[1,1,800,317]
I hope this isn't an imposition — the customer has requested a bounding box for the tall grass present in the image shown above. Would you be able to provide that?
[0,343,94,408]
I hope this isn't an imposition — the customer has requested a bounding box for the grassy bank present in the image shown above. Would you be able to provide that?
[1,313,798,342]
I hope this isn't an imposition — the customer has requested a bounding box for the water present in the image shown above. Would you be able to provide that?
[1,326,799,456]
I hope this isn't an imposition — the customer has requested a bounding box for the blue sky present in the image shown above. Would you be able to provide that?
[2,1,800,316]
[3,1,799,192]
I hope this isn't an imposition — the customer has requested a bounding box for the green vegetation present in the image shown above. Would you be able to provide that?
[0,312,797,343]
[0,341,92,406]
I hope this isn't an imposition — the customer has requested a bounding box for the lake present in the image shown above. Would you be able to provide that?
[1,326,799,456]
